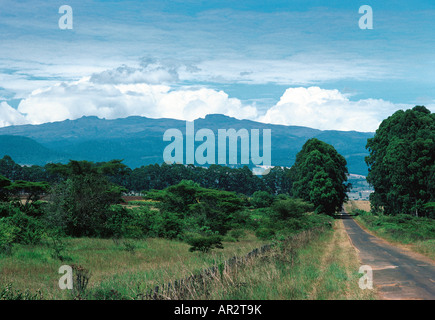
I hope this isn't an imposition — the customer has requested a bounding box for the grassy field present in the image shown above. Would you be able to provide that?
[174,221,377,300]
[0,222,376,300]
[345,200,435,260]
[0,233,266,300]
[1,197,382,301]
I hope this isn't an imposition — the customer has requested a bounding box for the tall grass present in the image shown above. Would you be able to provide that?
[161,222,376,300]
[0,233,265,300]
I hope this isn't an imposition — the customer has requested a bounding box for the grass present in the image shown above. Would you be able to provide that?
[0,212,380,300]
[345,200,435,260]
[344,200,371,213]
[0,232,266,300]
[180,221,377,300]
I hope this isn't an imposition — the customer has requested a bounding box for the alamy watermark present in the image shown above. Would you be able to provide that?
[59,265,73,290]
[59,5,73,30]
[358,265,373,289]
[359,5,373,30]
[163,121,272,175]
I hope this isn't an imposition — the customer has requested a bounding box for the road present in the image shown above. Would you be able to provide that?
[341,212,435,300]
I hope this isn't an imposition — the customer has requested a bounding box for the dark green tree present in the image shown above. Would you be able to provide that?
[46,161,125,237]
[0,175,11,201]
[291,138,349,215]
[7,180,50,208]
[0,155,23,181]
[366,106,435,216]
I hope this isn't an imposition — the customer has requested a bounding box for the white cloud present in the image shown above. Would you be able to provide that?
[2,62,429,133]
[258,87,404,132]
[16,77,258,125]
[89,60,179,85]
[0,102,27,127]
[179,57,391,85]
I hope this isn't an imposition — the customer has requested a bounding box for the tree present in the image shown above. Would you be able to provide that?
[0,175,11,201]
[251,190,275,208]
[365,106,435,216]
[144,180,245,235]
[46,161,125,237]
[7,180,50,208]
[0,155,23,181]
[262,166,292,195]
[291,138,349,215]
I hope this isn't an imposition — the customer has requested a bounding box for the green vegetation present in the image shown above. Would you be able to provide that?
[291,138,349,215]
[0,235,266,300]
[347,201,435,259]
[366,106,435,217]
[0,152,337,300]
[176,221,375,300]
[1,105,434,301]
[356,212,435,259]
[0,155,292,196]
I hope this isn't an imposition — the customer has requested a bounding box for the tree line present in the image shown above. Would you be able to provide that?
[0,156,292,196]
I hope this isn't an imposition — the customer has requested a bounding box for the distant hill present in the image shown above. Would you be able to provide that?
[0,115,374,175]
[0,135,66,166]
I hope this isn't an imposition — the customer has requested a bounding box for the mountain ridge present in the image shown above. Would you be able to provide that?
[0,115,374,175]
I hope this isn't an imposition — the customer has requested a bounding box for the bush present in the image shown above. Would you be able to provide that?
[271,199,314,220]
[121,239,136,254]
[255,228,276,240]
[158,211,184,239]
[228,229,246,241]
[187,235,224,253]
[7,211,45,245]
[0,202,20,218]
[47,232,71,262]
[251,191,275,208]
[0,219,18,255]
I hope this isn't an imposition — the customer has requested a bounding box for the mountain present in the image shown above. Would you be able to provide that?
[0,135,66,166]
[0,115,374,175]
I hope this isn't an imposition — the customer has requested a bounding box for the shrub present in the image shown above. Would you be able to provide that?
[255,228,276,240]
[271,198,314,220]
[158,211,184,240]
[121,239,136,254]
[71,264,91,297]
[0,220,18,255]
[7,211,45,245]
[47,233,71,262]
[251,191,275,208]
[187,235,224,253]
[228,229,246,241]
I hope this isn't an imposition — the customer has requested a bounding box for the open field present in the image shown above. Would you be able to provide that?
[343,200,371,213]
[182,221,377,300]
[0,233,266,300]
[0,222,377,300]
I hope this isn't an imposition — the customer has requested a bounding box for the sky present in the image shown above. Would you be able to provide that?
[0,0,434,132]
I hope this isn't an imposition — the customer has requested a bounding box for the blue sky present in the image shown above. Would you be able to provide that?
[0,0,434,131]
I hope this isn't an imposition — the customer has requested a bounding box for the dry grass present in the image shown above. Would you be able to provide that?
[344,200,371,213]
[0,222,380,300]
[179,222,377,300]
[0,233,265,300]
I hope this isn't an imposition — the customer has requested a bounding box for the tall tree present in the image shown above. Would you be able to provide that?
[7,180,50,208]
[365,106,435,216]
[0,175,11,201]
[291,138,349,215]
[46,161,125,237]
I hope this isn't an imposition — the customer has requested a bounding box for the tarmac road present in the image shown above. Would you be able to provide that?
[341,212,435,300]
